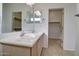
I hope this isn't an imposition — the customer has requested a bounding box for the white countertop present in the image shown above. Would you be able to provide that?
[0,32,43,47]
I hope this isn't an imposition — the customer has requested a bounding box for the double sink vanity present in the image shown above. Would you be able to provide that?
[0,32,44,56]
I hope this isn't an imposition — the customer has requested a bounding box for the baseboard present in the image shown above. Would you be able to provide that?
[48,38,61,40]
[63,48,75,51]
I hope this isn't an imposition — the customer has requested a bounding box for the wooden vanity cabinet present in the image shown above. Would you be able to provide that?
[37,35,43,56]
[2,35,43,56]
[31,35,43,56]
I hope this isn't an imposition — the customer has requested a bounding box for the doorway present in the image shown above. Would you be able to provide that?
[47,8,64,55]
[12,12,22,31]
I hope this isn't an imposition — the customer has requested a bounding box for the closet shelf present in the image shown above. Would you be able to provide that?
[13,28,21,31]
[49,21,61,23]
[14,17,21,21]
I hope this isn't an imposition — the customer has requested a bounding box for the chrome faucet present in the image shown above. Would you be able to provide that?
[20,31,25,37]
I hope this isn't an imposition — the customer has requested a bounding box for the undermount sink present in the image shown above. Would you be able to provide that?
[18,33,36,39]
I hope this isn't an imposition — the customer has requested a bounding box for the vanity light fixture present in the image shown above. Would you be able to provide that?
[34,10,41,16]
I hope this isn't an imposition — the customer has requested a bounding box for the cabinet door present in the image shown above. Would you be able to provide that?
[31,42,38,56]
[75,21,79,55]
[37,36,43,56]
[31,35,43,56]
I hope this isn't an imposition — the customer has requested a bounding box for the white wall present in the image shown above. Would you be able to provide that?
[0,3,2,34]
[76,4,79,13]
[2,4,12,33]
[75,3,79,55]
[0,3,2,55]
[64,4,77,50]
[75,17,79,55]
[2,3,77,50]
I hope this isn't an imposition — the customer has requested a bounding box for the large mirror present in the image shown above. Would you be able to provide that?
[26,10,42,23]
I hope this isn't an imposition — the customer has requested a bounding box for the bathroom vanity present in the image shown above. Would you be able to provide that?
[0,32,44,56]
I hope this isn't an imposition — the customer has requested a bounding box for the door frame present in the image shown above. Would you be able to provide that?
[48,8,64,49]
